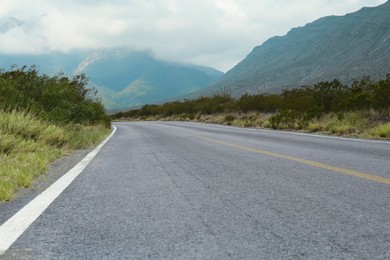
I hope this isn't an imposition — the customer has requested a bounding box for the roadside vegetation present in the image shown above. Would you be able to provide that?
[113,74,390,139]
[0,66,111,201]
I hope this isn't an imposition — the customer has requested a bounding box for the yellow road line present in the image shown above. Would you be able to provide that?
[200,136,390,185]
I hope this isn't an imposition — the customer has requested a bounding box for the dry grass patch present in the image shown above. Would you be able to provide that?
[0,110,111,201]
[366,122,390,139]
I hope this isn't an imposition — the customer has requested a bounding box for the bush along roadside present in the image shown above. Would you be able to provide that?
[112,74,390,139]
[0,66,112,201]
[0,65,111,126]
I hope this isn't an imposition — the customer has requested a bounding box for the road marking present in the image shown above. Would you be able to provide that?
[200,136,390,185]
[0,126,117,255]
[163,121,390,145]
[208,123,390,145]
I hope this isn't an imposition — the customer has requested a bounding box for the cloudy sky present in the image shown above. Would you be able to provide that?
[0,0,387,71]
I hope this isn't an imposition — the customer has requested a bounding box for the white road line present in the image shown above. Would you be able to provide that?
[0,126,117,255]
[168,121,390,145]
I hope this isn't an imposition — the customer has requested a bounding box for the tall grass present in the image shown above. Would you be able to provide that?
[66,124,112,149]
[0,110,111,201]
[306,112,369,135]
[127,110,390,141]
[366,122,390,139]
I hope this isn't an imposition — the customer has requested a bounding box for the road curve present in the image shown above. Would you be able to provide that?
[2,121,390,259]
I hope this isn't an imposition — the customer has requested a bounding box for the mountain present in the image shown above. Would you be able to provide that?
[0,49,223,110]
[197,1,390,97]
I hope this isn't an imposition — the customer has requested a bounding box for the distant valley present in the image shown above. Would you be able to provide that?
[77,50,223,110]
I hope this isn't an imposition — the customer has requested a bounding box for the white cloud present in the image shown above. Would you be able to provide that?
[0,0,387,71]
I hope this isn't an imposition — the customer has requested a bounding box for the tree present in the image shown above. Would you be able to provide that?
[313,79,348,113]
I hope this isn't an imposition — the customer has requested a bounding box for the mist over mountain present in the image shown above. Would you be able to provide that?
[0,17,24,33]
[0,48,223,110]
[76,49,223,110]
[195,1,390,97]
[0,52,86,76]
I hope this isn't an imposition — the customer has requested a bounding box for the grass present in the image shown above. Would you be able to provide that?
[306,112,370,136]
[119,110,390,140]
[304,111,389,139]
[128,112,274,129]
[366,122,390,139]
[65,124,112,150]
[0,110,111,201]
[205,111,390,140]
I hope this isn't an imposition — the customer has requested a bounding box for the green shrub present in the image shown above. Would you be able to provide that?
[224,114,235,125]
[0,66,110,126]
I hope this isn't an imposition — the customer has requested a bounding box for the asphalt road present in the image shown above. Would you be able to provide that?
[1,121,390,259]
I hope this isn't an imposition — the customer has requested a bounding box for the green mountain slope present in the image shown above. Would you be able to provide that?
[197,1,390,97]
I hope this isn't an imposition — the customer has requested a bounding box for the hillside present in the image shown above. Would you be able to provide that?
[196,1,390,97]
[0,49,223,110]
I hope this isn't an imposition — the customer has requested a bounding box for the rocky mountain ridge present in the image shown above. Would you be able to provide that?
[197,1,390,97]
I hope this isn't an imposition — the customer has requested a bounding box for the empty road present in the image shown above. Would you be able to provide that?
[1,121,389,259]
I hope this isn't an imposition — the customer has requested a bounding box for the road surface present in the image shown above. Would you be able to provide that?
[1,121,389,259]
